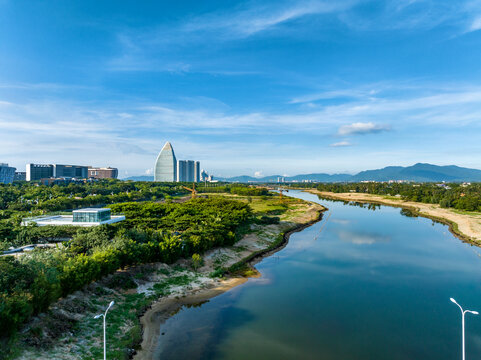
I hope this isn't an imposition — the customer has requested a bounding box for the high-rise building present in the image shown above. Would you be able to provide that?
[26,164,54,181]
[177,160,187,182]
[88,167,118,179]
[186,160,195,182]
[194,161,200,182]
[0,163,16,184]
[154,142,177,182]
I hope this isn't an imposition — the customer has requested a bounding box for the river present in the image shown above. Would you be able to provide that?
[149,190,481,359]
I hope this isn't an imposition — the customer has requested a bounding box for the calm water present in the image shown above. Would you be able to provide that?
[153,190,481,359]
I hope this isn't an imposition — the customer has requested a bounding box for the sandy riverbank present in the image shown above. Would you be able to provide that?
[307,190,481,244]
[134,200,325,360]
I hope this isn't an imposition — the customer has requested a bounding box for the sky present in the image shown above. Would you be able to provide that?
[1,0,481,178]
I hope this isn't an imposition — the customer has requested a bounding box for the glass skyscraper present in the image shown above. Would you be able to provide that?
[154,142,177,182]
[0,163,16,184]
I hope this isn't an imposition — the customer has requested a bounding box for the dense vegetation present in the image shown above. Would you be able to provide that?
[0,197,252,337]
[289,182,481,212]
[0,180,185,250]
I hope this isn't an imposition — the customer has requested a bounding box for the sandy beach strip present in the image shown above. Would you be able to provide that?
[307,190,481,245]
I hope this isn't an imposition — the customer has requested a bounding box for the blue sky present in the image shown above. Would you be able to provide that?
[1,0,481,178]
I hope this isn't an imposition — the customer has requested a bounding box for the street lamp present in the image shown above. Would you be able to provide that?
[450,297,478,360]
[94,300,115,360]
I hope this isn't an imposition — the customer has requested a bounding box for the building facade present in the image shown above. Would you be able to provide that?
[88,167,118,179]
[14,172,26,181]
[0,163,16,184]
[154,142,177,182]
[53,164,88,178]
[23,208,125,227]
[26,164,54,181]
[177,160,188,182]
[194,161,200,182]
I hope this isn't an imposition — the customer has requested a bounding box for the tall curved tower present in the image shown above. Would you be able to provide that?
[154,142,177,182]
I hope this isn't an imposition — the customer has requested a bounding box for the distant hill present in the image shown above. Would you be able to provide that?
[351,163,481,182]
[124,163,481,183]
[221,163,481,183]
[124,175,154,181]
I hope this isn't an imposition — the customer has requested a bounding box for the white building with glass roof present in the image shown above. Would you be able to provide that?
[22,208,125,227]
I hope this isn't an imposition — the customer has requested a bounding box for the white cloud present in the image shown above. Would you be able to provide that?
[469,16,481,32]
[254,171,264,178]
[330,141,352,147]
[338,122,391,136]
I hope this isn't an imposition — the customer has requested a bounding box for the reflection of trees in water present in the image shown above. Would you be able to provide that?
[400,208,418,218]
[344,201,381,211]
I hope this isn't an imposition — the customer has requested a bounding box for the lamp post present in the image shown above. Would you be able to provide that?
[450,298,478,360]
[94,301,115,360]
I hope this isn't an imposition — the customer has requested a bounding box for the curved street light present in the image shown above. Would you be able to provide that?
[450,298,478,360]
[94,300,115,360]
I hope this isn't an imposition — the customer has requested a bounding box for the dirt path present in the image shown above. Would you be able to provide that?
[308,190,481,244]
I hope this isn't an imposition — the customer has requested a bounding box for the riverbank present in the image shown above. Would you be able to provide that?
[307,190,481,244]
[11,195,324,360]
[134,197,325,360]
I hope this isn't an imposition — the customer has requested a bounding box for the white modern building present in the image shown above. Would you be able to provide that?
[154,142,202,182]
[22,208,125,227]
[154,142,177,182]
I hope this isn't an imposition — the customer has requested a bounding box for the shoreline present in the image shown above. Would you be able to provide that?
[306,189,481,245]
[133,201,325,360]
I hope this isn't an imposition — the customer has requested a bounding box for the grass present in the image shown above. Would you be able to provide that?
[452,209,481,216]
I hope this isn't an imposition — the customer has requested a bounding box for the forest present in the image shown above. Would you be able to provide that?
[0,180,264,337]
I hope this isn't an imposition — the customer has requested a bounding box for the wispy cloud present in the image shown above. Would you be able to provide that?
[182,1,354,38]
[330,141,352,147]
[338,122,391,135]
[108,0,356,72]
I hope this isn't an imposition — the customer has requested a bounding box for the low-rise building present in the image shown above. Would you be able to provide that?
[14,172,26,181]
[22,208,125,227]
[88,167,118,179]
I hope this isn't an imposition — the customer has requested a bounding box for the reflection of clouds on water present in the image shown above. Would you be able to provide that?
[331,218,351,225]
[337,230,390,245]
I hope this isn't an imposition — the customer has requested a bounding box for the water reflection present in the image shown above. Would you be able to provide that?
[150,190,481,360]
[337,229,391,245]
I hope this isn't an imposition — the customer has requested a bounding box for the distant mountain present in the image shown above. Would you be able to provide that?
[351,163,481,182]
[219,173,352,182]
[221,163,481,183]
[124,175,154,181]
[124,163,481,183]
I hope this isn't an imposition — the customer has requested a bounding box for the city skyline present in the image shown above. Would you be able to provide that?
[1,1,481,177]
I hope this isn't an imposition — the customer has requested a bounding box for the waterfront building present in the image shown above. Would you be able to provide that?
[22,207,125,227]
[14,172,26,181]
[88,167,118,179]
[0,163,16,184]
[154,142,177,182]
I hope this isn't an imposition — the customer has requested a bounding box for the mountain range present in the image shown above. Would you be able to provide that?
[125,163,481,183]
